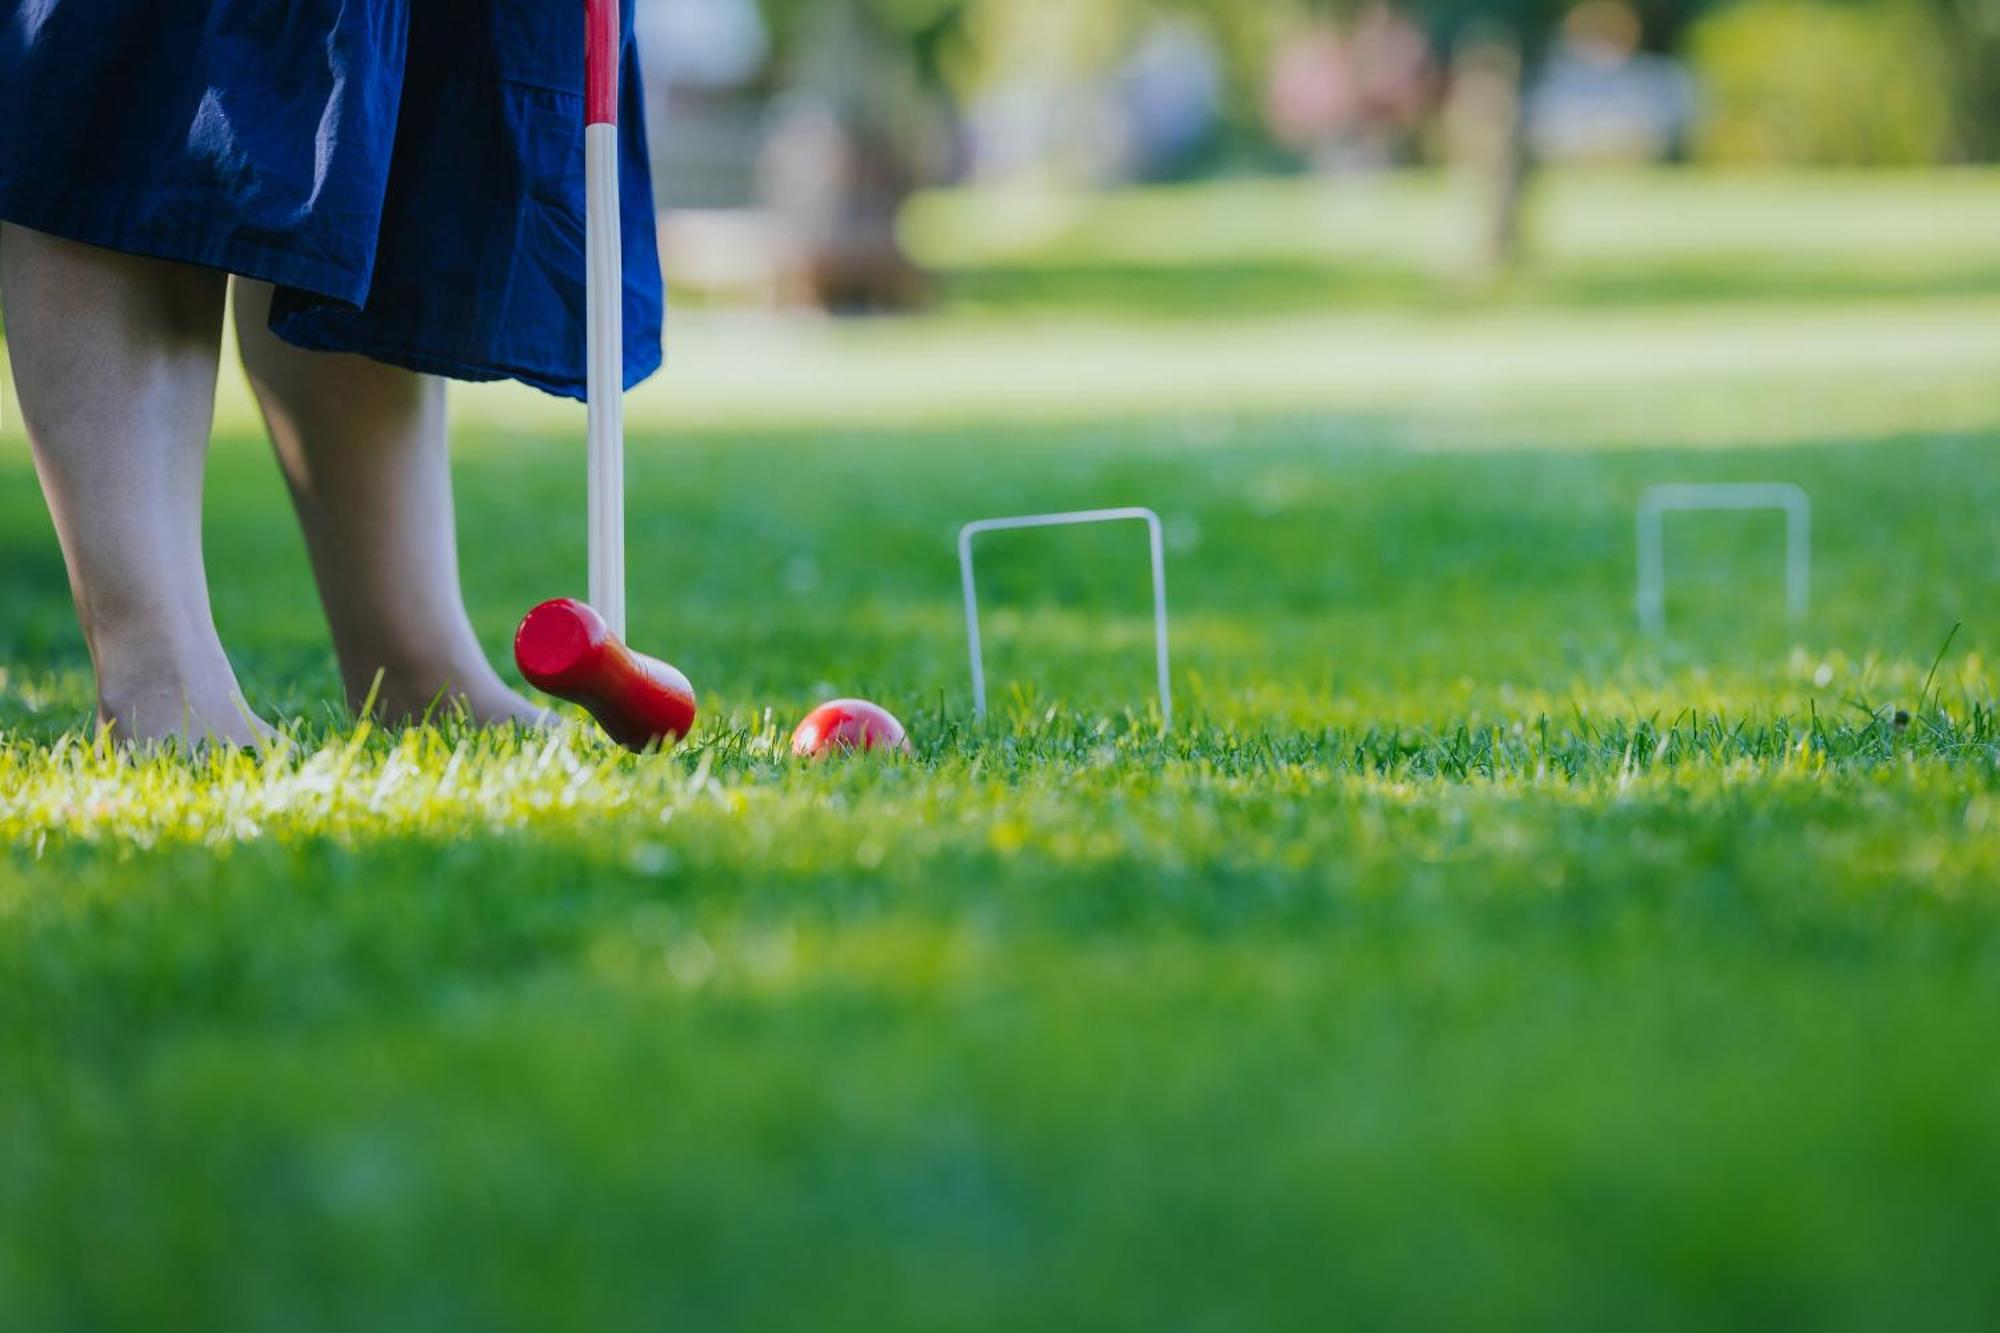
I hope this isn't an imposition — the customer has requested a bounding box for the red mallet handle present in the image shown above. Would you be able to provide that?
[585,0,619,126]
[517,599,697,752]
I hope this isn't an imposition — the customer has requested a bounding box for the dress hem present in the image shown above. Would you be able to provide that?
[0,175,371,307]
[267,313,666,403]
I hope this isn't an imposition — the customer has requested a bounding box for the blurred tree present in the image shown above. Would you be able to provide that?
[1412,0,1701,273]
[1689,0,1955,164]
[754,0,968,308]
[759,0,971,87]
[1943,0,2000,159]
[946,0,1132,183]
[748,0,1996,298]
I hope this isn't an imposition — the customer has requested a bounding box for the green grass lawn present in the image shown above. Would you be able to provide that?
[5,170,2000,1329]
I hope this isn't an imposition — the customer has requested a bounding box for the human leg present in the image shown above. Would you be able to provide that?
[232,279,538,726]
[0,223,265,746]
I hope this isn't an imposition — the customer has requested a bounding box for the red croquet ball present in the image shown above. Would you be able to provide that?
[791,699,911,758]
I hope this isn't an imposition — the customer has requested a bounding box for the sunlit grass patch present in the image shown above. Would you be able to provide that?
[4,684,1994,853]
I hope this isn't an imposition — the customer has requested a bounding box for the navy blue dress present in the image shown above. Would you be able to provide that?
[0,0,663,399]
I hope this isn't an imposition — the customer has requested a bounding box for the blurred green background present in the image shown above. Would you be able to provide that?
[7,2,2000,1329]
[636,0,2000,310]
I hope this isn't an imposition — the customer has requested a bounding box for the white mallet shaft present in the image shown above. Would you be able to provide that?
[585,0,626,640]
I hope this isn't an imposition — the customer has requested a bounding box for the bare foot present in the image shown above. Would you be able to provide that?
[97,657,273,750]
[461,683,550,730]
[233,283,553,740]
[357,660,549,730]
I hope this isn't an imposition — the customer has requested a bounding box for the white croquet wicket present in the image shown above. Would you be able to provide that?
[1636,483,1811,636]
[959,508,1174,730]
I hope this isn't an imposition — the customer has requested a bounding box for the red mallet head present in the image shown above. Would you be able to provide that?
[515,599,697,753]
[791,699,912,759]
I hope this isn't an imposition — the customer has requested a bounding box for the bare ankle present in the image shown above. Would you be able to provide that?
[91,625,268,748]
[343,653,541,728]
[97,675,268,748]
